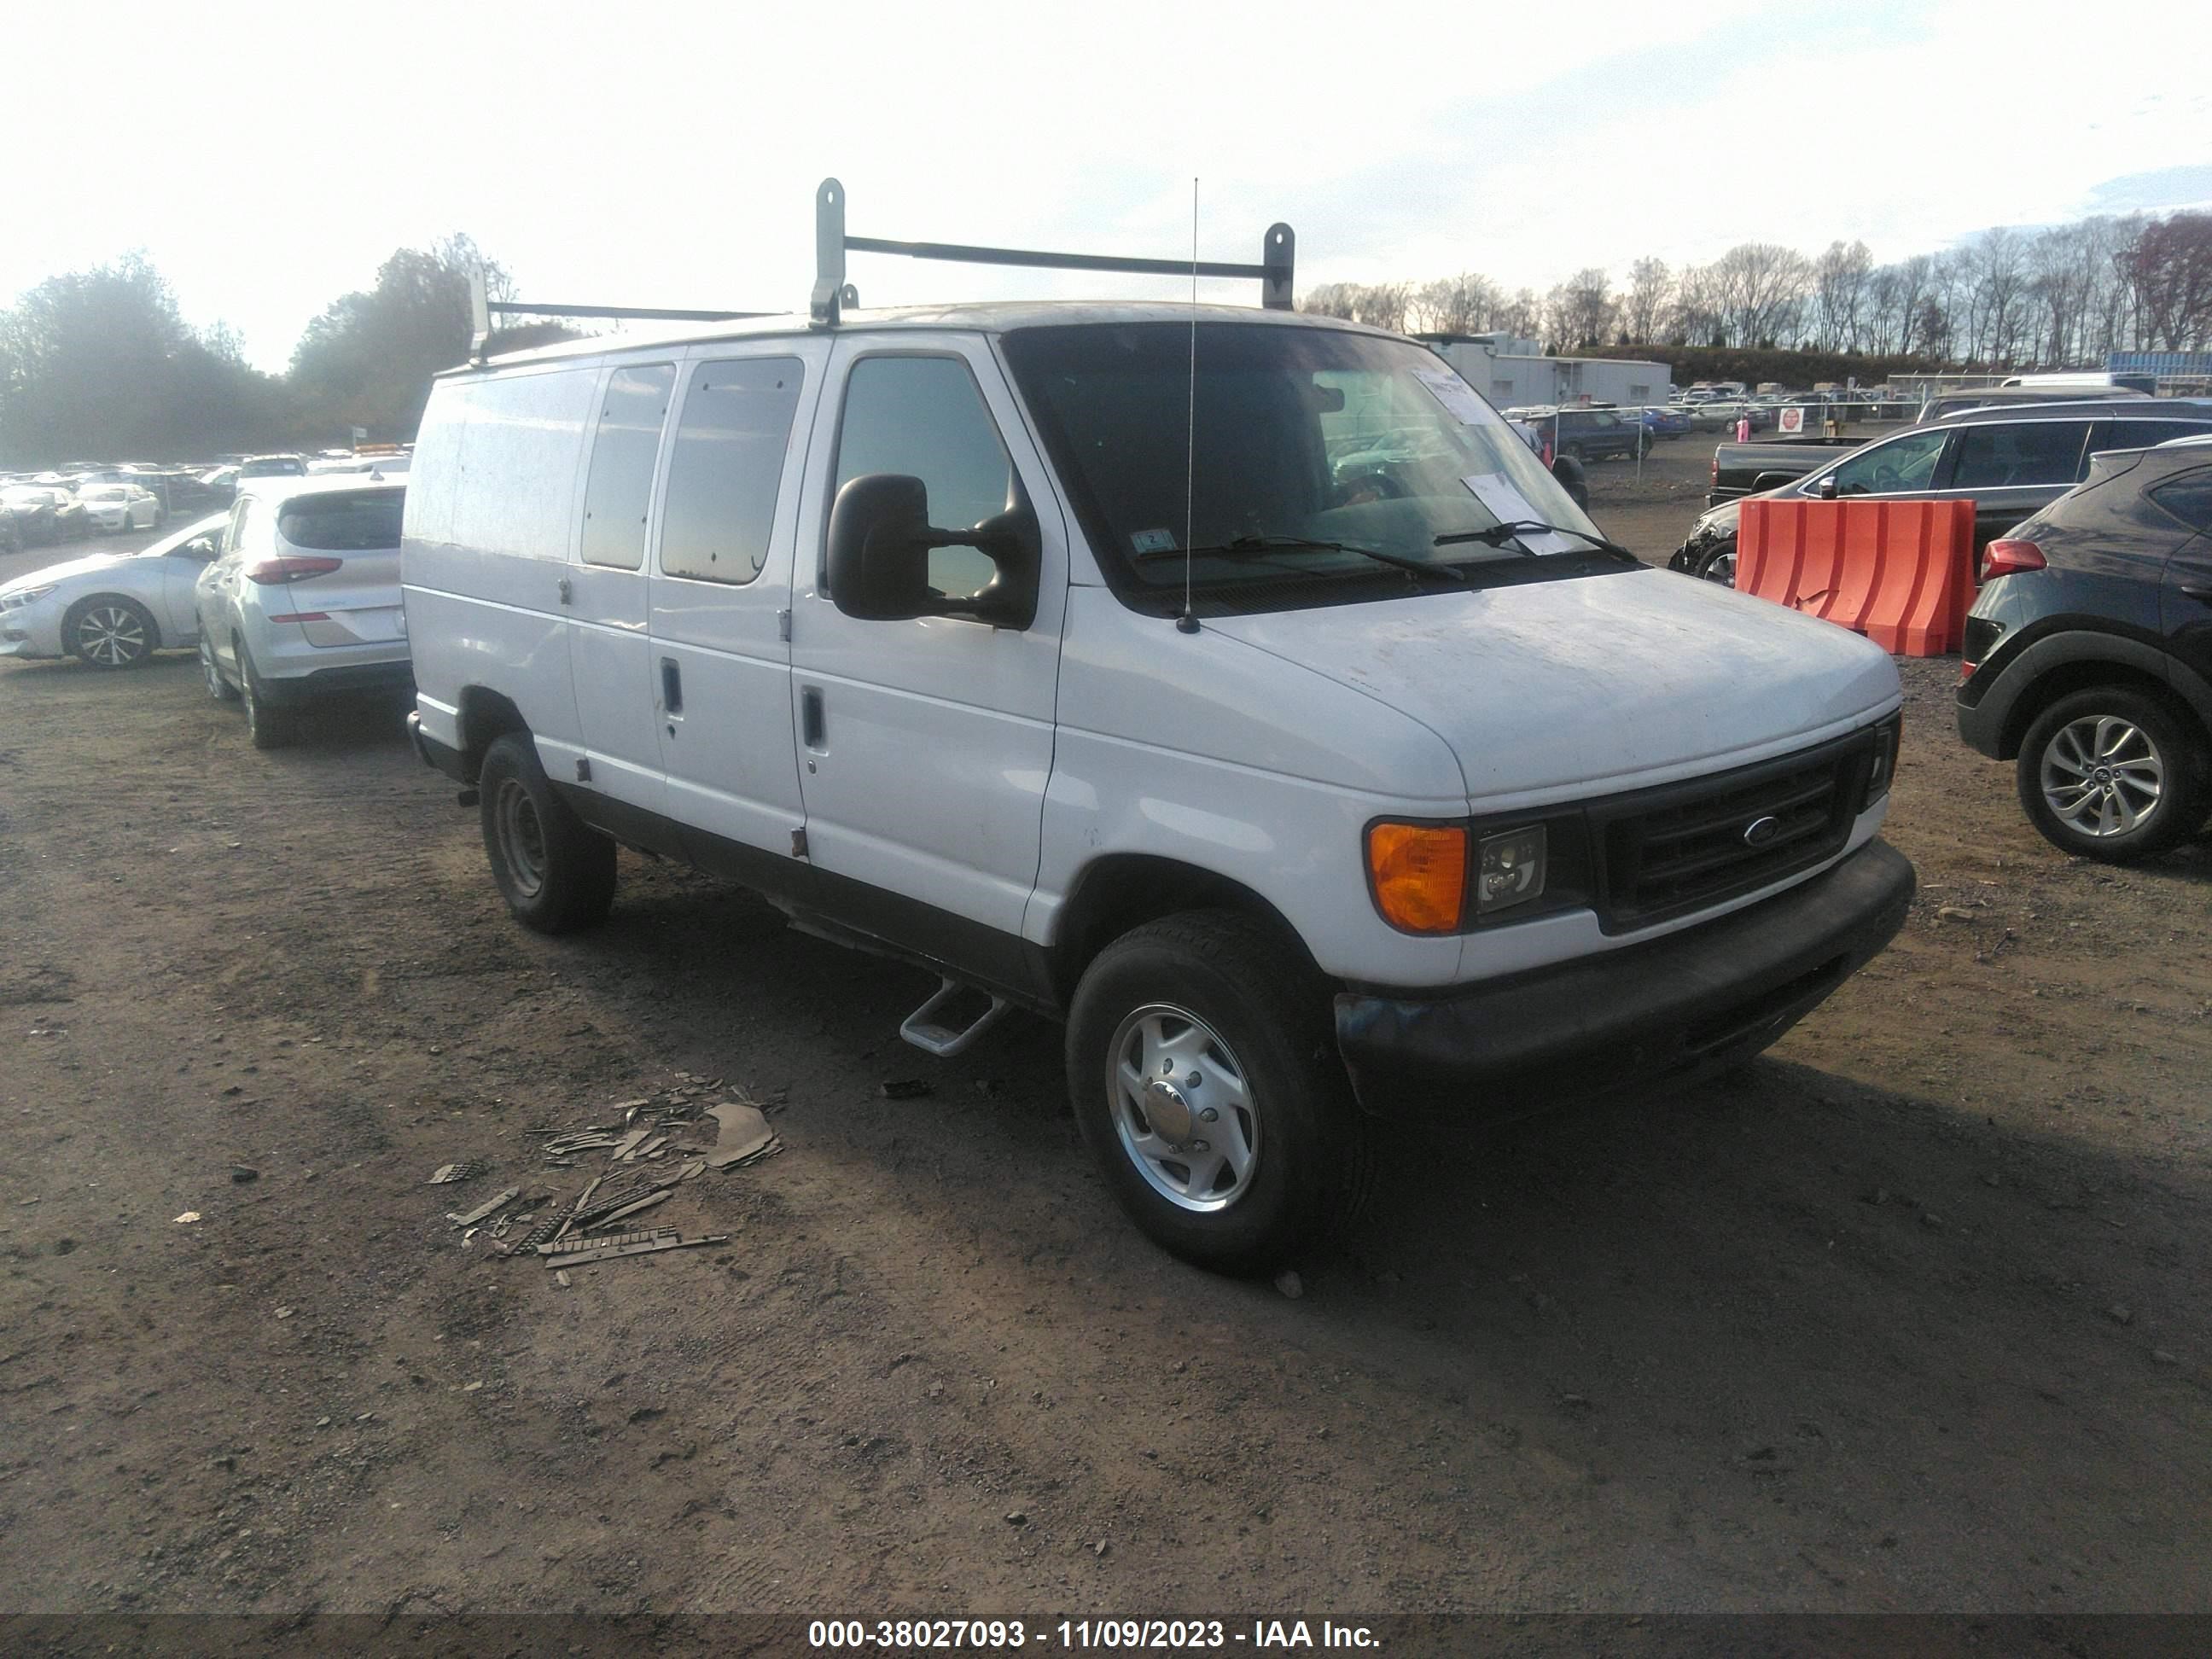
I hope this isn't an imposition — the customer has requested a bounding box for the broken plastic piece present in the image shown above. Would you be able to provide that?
[544,1233,731,1270]
[705,1101,776,1169]
[585,1190,670,1231]
[427,1161,486,1185]
[447,1187,521,1228]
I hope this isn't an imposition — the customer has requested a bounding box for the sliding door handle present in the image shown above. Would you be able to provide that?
[800,686,825,748]
[660,657,683,715]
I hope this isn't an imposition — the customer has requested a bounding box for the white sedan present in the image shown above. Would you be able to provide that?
[76,483,164,533]
[0,511,224,668]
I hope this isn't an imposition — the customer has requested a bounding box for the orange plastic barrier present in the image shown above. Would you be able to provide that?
[1735,498,1976,656]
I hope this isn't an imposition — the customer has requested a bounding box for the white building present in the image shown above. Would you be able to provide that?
[1414,333,1672,410]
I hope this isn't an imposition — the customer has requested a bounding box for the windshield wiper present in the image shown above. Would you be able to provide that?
[1134,534,1465,582]
[1433,521,1637,559]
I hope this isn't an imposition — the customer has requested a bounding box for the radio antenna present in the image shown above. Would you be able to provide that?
[1178,177,1201,635]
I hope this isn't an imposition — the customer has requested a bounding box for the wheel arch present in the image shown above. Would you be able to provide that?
[454,685,531,785]
[61,591,162,651]
[1045,854,1319,1009]
[1994,636,2212,760]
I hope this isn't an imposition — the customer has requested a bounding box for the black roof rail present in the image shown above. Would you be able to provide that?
[466,281,773,363]
[809,177,1295,328]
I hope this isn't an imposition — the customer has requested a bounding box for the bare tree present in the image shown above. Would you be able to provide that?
[1811,240,1872,351]
[1621,257,1671,345]
[1711,243,1809,346]
[1411,272,1501,335]
[2123,212,2212,351]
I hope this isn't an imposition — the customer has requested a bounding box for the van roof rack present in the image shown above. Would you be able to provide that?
[811,177,1295,328]
[464,177,1297,359]
[467,288,773,362]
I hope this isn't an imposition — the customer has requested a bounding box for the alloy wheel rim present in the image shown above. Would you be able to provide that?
[78,606,145,666]
[2041,715,2163,837]
[1104,1003,1260,1214]
[200,637,223,696]
[1703,550,1738,588]
[495,779,549,899]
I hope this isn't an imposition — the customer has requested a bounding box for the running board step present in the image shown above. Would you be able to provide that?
[899,977,1010,1058]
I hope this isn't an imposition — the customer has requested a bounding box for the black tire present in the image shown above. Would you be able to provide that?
[1065,909,1372,1274]
[236,637,299,749]
[199,634,238,701]
[65,597,158,668]
[1693,539,1739,588]
[478,731,617,934]
[2016,687,2209,863]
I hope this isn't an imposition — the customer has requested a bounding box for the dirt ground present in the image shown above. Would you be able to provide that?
[1,474,2208,1630]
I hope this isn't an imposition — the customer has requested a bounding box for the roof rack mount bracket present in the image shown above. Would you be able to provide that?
[812,177,1295,328]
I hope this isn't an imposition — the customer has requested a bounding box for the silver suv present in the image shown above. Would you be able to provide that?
[194,474,412,748]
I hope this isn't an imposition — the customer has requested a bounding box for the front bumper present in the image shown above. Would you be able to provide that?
[0,605,67,658]
[1334,839,1913,1121]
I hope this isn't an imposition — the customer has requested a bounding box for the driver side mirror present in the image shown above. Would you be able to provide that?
[826,474,1037,628]
[181,536,218,562]
[1816,475,1840,500]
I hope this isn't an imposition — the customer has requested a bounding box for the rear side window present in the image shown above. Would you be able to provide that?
[2149,470,2212,534]
[580,364,675,570]
[1948,422,2090,490]
[833,355,1015,602]
[279,492,405,550]
[660,357,806,585]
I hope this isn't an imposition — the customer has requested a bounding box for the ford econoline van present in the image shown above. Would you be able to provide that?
[401,194,1912,1272]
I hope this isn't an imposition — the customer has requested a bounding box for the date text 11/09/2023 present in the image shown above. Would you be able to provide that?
[807,1620,1382,1650]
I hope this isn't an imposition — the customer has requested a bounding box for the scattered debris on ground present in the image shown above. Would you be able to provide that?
[427,1160,486,1185]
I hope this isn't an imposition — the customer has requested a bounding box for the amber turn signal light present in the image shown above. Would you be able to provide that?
[1365,823,1468,934]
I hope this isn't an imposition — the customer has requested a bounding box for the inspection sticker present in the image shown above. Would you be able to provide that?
[1130,528,1179,554]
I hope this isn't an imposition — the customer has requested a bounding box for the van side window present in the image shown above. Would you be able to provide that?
[580,364,675,570]
[834,356,1015,602]
[660,358,806,585]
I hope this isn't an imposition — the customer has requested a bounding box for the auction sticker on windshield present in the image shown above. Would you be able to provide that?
[1460,473,1578,554]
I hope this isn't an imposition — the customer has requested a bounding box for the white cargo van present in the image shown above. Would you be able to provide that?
[402,184,1912,1271]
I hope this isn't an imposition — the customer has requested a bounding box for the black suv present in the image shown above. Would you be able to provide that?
[1956,439,2212,860]
[1672,399,2212,586]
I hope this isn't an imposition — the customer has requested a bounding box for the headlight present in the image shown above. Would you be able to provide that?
[1476,825,1548,916]
[0,584,58,609]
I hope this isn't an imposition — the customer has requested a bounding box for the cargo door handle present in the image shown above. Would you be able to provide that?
[800,686,825,749]
[557,576,573,605]
[661,658,683,715]
[2180,583,2212,602]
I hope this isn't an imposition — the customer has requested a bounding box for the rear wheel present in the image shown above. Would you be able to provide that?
[479,732,617,933]
[1066,910,1371,1274]
[67,597,156,668]
[2017,687,2208,862]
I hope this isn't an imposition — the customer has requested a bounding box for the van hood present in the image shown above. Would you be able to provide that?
[1205,565,1900,805]
[0,550,132,596]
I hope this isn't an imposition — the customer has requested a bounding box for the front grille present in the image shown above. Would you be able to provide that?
[1591,732,1875,933]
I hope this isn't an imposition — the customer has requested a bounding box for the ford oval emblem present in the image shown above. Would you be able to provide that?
[1742,815,1782,847]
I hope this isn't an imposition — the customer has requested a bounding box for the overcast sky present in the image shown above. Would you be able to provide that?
[8,0,2208,370]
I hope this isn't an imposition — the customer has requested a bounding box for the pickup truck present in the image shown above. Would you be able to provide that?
[1706,435,1867,506]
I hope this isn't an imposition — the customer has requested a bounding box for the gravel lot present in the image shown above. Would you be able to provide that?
[1,477,2207,1627]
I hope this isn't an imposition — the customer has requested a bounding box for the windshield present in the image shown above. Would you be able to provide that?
[1000,323,1603,607]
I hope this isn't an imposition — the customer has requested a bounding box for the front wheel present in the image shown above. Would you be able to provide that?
[1066,911,1371,1274]
[2017,688,2208,862]
[1695,542,1739,588]
[478,732,617,933]
[199,634,238,701]
[67,597,156,668]
[236,638,299,749]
